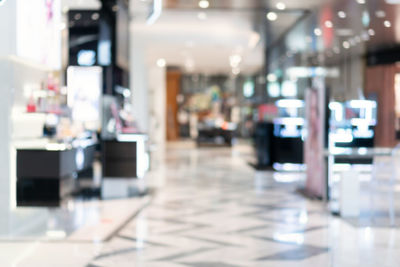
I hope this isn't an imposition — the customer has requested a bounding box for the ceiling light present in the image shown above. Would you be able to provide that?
[356,0,366,4]
[384,20,391,27]
[74,13,81,20]
[197,12,207,20]
[198,0,209,8]
[375,10,386,18]
[91,13,99,20]
[338,11,346,18]
[156,58,166,67]
[368,28,375,36]
[276,2,286,10]
[314,28,322,36]
[342,41,350,49]
[324,20,333,28]
[267,12,278,21]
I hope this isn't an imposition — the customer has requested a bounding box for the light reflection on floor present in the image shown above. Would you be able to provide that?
[1,141,400,267]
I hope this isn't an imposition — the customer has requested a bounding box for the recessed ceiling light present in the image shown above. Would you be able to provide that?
[314,28,322,36]
[368,28,375,36]
[357,0,366,4]
[343,41,350,49]
[198,0,209,9]
[338,11,346,18]
[324,20,333,28]
[91,13,99,20]
[266,12,278,21]
[157,58,166,67]
[276,2,286,10]
[384,20,391,27]
[197,12,207,20]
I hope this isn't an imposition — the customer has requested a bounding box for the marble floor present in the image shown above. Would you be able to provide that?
[2,141,400,266]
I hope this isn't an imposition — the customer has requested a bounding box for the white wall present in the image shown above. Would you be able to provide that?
[0,1,54,235]
[0,0,17,235]
[131,39,149,133]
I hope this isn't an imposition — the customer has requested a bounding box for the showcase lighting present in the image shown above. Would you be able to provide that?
[267,73,277,82]
[348,100,377,108]
[276,99,304,108]
[286,66,339,78]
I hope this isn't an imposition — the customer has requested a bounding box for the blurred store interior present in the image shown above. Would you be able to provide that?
[2,0,400,266]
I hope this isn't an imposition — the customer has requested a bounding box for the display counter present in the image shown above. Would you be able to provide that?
[102,133,148,179]
[16,137,97,207]
[272,99,305,166]
[324,147,392,203]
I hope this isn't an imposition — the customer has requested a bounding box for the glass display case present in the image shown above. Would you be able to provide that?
[272,99,305,166]
[329,100,377,149]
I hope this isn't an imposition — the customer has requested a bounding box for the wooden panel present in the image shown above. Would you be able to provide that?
[365,65,397,147]
[166,70,181,140]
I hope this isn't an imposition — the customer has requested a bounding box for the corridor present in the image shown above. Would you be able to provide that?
[85,142,395,267]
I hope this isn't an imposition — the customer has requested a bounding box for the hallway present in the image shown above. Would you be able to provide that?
[85,143,380,267]
[2,143,400,266]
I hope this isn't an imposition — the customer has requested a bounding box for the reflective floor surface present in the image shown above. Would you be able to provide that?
[2,141,400,266]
